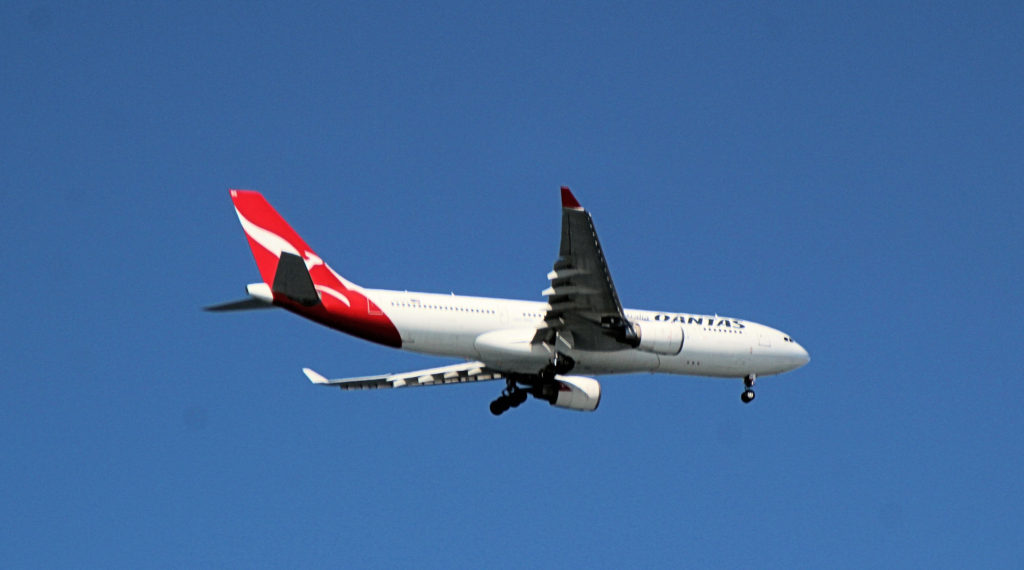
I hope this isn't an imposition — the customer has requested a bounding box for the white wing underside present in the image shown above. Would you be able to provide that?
[303,361,505,390]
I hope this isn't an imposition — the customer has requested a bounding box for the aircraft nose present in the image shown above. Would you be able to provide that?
[792,342,810,368]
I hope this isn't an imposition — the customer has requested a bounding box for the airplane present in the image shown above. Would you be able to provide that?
[208,187,809,415]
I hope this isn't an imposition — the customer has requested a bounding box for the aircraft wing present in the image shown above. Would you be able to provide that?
[537,188,639,352]
[302,361,505,390]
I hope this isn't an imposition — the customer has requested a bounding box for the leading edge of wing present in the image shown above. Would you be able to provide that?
[303,361,504,390]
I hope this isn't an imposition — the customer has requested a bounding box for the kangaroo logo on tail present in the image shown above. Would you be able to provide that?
[222,190,401,347]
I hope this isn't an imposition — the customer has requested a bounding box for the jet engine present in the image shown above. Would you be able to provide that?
[475,328,554,373]
[631,321,684,355]
[534,375,601,412]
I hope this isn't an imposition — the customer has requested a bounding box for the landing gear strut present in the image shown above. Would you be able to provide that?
[741,374,756,404]
[543,352,575,378]
[490,353,575,416]
[489,379,529,416]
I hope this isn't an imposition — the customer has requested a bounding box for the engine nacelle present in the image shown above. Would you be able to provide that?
[631,321,684,355]
[475,328,553,373]
[546,375,602,412]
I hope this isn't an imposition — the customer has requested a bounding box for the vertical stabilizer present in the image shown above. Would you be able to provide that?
[225,189,402,347]
[230,190,321,287]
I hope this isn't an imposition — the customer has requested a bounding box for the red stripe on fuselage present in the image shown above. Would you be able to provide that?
[277,294,402,348]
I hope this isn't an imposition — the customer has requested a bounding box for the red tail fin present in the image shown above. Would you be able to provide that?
[229,190,322,286]
[226,189,401,347]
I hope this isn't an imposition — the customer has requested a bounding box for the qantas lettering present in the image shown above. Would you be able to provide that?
[650,313,746,329]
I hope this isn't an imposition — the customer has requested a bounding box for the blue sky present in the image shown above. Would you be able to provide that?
[2,2,1022,567]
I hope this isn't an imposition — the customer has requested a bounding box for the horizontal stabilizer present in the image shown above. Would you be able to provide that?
[204,298,275,312]
[204,283,275,312]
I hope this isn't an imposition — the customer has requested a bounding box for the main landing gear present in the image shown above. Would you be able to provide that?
[490,379,528,416]
[490,353,575,416]
[741,374,756,404]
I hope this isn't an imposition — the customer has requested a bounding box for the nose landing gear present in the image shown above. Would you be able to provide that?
[741,374,756,404]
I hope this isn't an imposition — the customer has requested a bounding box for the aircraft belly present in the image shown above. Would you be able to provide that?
[570,349,660,375]
[658,332,752,378]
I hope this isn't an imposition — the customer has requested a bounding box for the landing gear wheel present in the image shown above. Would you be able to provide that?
[744,374,756,388]
[510,390,528,407]
[741,389,756,404]
[490,396,511,416]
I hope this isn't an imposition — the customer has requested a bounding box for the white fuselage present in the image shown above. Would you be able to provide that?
[366,289,810,380]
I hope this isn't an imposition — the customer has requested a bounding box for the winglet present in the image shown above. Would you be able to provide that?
[561,186,583,210]
[303,367,331,384]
